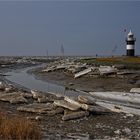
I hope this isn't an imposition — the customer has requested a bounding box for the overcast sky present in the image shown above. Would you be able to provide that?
[0,1,139,56]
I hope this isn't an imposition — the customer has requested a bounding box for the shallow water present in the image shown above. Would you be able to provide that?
[5,65,84,97]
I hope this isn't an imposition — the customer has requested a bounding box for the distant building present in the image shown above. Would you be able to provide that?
[126,30,136,56]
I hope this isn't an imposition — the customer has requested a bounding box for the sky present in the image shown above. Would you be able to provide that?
[0,1,140,56]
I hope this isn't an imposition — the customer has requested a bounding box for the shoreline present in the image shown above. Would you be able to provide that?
[0,63,140,139]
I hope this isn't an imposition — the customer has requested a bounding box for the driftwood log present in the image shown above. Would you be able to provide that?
[96,101,140,116]
[130,88,140,94]
[78,95,97,105]
[54,100,80,111]
[89,92,140,107]
[62,110,89,121]
[17,103,56,114]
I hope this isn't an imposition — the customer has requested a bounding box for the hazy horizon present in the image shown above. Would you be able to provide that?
[0,1,140,56]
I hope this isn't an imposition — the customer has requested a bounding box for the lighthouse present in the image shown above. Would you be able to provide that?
[126,30,136,56]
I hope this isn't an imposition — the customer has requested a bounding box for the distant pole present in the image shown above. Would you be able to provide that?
[111,45,118,56]
[46,49,48,58]
[61,44,64,57]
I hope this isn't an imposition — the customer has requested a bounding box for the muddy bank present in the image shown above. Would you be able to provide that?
[31,67,140,92]
[25,66,140,139]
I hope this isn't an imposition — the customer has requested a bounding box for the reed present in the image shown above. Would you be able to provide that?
[0,111,41,140]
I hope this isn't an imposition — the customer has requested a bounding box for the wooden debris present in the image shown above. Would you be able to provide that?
[31,89,46,99]
[37,97,48,103]
[96,101,140,116]
[74,67,93,78]
[76,103,110,114]
[64,96,81,108]
[89,91,140,107]
[54,100,80,111]
[99,66,117,75]
[78,95,97,105]
[17,103,56,114]
[0,92,28,104]
[62,110,89,121]
[130,88,140,94]
[47,107,64,116]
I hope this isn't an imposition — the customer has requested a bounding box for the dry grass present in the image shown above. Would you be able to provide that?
[96,57,140,64]
[0,111,41,140]
[123,57,140,63]
[96,57,120,63]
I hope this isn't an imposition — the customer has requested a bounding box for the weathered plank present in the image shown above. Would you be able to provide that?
[99,66,117,75]
[78,95,97,105]
[130,88,140,94]
[54,100,80,111]
[62,110,89,121]
[0,92,28,104]
[17,103,56,113]
[89,92,140,107]
[96,101,140,116]
[74,67,93,78]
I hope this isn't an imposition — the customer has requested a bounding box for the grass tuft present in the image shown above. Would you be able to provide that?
[0,111,41,140]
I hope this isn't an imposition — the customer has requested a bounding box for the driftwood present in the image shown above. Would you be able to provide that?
[54,100,80,111]
[130,88,140,94]
[37,97,48,103]
[47,107,64,116]
[21,92,33,99]
[17,103,56,114]
[64,96,81,108]
[89,92,140,107]
[66,133,89,140]
[96,101,140,116]
[0,92,28,104]
[74,67,93,78]
[99,66,117,75]
[80,103,110,113]
[62,110,89,121]
[78,95,97,105]
[31,90,46,99]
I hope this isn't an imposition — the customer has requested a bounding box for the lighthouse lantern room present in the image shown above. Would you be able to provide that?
[126,30,136,56]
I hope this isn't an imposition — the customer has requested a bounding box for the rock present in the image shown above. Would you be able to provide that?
[62,110,89,121]
[31,90,46,99]
[114,129,121,135]
[0,81,6,91]
[17,103,56,114]
[54,100,80,111]
[127,79,136,84]
[5,84,17,93]
[35,116,43,121]
[135,80,140,86]
[125,113,134,117]
[66,133,89,140]
[123,128,131,134]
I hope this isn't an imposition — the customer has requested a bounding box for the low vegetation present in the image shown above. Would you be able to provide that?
[0,111,41,140]
[78,56,140,69]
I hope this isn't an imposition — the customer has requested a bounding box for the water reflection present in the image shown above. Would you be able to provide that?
[6,66,82,97]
